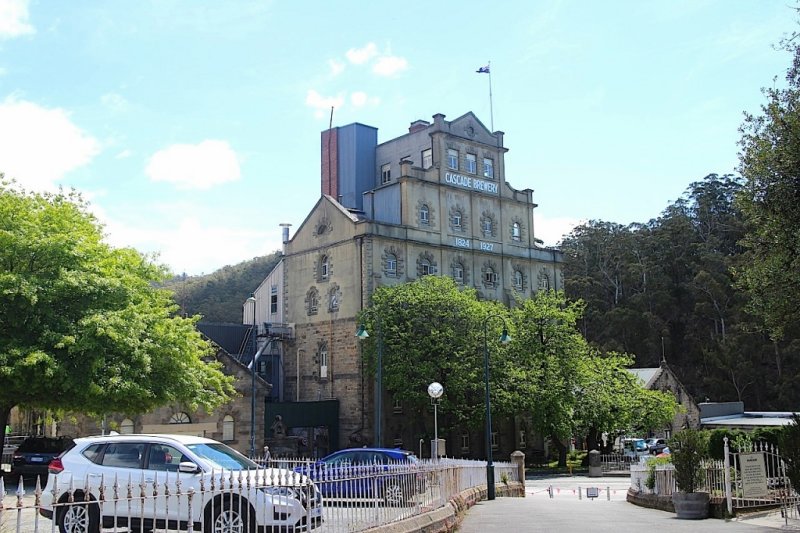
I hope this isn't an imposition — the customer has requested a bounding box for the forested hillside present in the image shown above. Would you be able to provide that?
[561,174,798,410]
[163,252,282,323]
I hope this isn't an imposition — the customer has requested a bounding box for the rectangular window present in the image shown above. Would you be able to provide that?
[466,153,477,174]
[393,398,402,414]
[491,431,498,450]
[381,163,391,183]
[447,149,458,170]
[319,349,328,379]
[454,265,464,282]
[461,433,469,451]
[270,294,278,314]
[519,430,526,447]
[483,157,494,179]
[422,149,432,169]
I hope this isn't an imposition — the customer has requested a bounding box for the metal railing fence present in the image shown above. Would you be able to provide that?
[0,456,516,533]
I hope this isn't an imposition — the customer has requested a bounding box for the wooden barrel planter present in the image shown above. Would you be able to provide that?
[672,492,710,519]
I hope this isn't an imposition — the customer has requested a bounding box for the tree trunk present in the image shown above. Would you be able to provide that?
[0,404,13,443]
[551,436,568,467]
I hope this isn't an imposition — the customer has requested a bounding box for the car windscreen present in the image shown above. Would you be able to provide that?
[186,443,260,471]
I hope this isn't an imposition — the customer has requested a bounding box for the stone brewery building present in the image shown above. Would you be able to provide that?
[246,112,564,458]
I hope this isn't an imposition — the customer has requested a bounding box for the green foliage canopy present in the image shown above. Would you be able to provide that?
[736,40,800,342]
[0,182,235,430]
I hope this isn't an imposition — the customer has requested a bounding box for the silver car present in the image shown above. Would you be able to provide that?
[39,434,322,533]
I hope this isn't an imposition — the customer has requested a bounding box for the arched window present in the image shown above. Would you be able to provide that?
[514,270,524,290]
[453,262,464,283]
[452,211,462,229]
[169,412,191,424]
[120,418,134,434]
[222,415,234,442]
[306,287,320,315]
[484,267,497,286]
[386,254,397,276]
[482,217,493,236]
[420,205,430,225]
[512,222,521,241]
[318,343,328,379]
[420,259,432,276]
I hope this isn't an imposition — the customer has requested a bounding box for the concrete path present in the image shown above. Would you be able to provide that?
[457,475,793,532]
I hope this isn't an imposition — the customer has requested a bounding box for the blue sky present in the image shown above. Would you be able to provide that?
[0,0,796,275]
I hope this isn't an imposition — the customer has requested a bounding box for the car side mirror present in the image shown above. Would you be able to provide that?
[178,462,201,474]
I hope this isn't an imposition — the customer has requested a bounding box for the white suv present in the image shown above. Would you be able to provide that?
[39,434,322,533]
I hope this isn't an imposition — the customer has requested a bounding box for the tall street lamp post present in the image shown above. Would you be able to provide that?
[247,293,257,458]
[483,314,511,500]
[356,322,382,447]
[428,382,444,460]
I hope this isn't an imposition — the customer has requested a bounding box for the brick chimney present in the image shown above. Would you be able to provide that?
[408,120,430,134]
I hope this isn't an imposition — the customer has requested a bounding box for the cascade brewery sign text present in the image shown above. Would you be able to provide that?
[444,172,499,194]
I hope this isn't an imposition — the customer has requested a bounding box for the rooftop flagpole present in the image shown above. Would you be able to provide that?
[476,61,493,131]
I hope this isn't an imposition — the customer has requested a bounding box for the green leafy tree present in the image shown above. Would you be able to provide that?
[736,39,800,343]
[358,276,501,437]
[778,414,800,491]
[0,182,235,435]
[574,353,679,453]
[505,291,589,466]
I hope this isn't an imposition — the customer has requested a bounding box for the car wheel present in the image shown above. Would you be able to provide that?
[205,499,255,533]
[57,498,99,533]
[382,481,407,506]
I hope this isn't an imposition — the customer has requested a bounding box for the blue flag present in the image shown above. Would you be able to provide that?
[476,65,490,74]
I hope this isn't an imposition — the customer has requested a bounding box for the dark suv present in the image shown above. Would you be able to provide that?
[10,436,74,482]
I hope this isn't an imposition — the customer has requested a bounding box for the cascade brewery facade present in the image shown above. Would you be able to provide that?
[247,112,564,458]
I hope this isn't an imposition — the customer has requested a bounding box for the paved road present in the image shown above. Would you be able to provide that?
[457,475,793,532]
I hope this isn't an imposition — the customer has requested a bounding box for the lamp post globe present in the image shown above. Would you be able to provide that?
[428,382,443,460]
[427,382,443,399]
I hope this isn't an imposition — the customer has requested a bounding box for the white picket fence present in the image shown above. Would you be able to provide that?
[630,438,800,527]
[0,457,518,533]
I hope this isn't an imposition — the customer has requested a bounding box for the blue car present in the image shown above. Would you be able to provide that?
[295,448,422,505]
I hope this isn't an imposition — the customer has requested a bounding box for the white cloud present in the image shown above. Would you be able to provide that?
[145,140,240,190]
[345,43,378,65]
[533,213,582,247]
[101,211,280,276]
[0,0,34,39]
[0,97,100,190]
[328,58,345,76]
[115,149,132,159]
[350,91,379,108]
[372,55,408,77]
[305,89,345,119]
